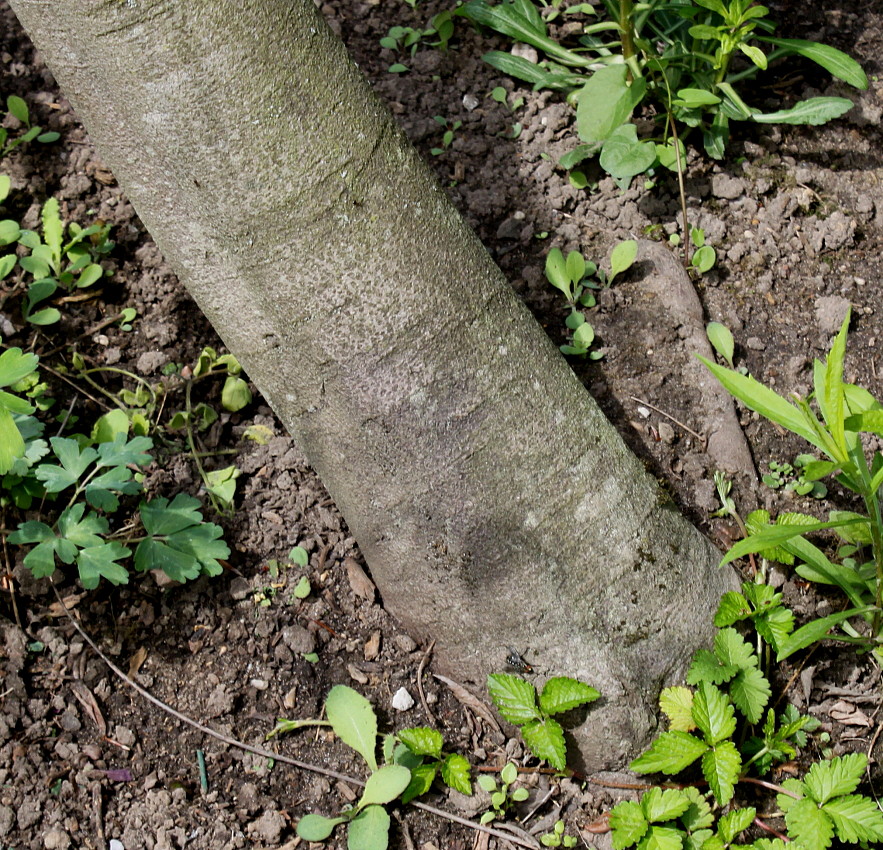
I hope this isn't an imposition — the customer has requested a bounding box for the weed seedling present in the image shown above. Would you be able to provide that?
[762,457,828,499]
[477,762,529,825]
[540,818,577,848]
[0,95,59,158]
[430,115,462,155]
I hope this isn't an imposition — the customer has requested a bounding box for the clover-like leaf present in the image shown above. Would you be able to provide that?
[35,437,98,492]
[76,542,131,589]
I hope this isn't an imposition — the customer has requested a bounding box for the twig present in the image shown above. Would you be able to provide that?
[48,581,541,847]
[416,639,436,724]
[628,396,704,442]
[38,362,110,410]
[92,782,105,849]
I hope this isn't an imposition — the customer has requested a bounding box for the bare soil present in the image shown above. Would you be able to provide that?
[2,1,883,848]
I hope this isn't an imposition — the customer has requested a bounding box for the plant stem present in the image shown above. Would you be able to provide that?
[618,0,636,67]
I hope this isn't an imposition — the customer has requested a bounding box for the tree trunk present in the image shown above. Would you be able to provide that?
[9,0,737,767]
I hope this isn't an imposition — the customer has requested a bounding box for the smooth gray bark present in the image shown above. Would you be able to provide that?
[9,0,737,767]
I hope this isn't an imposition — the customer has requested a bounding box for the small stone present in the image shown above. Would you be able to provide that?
[392,687,415,712]
[511,43,538,63]
[249,679,268,691]
[43,828,71,849]
[815,295,851,334]
[364,630,381,661]
[462,94,479,112]
[746,337,766,351]
[347,664,369,685]
[283,686,297,710]
[344,557,375,602]
[246,809,285,844]
[394,634,417,653]
[135,350,167,375]
[657,422,675,444]
[711,173,745,200]
[228,577,251,601]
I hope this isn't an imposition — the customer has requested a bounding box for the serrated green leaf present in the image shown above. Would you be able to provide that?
[803,753,866,804]
[784,797,834,850]
[487,673,540,725]
[630,731,709,775]
[692,683,736,745]
[680,786,713,831]
[701,740,740,806]
[538,676,600,715]
[76,541,131,589]
[325,685,378,771]
[823,794,883,843]
[609,800,647,849]
[659,687,695,732]
[521,717,567,770]
[440,753,471,795]
[640,787,691,823]
[717,807,756,843]
[714,627,758,671]
[348,805,390,850]
[359,764,411,807]
[684,829,714,850]
[642,825,683,850]
[398,727,443,758]
[755,605,795,652]
[713,591,750,626]
[296,813,347,841]
[687,649,738,686]
[699,835,725,850]
[400,763,436,805]
[729,666,771,724]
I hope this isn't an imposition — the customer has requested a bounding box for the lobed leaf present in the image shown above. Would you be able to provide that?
[680,787,714,831]
[630,731,708,775]
[538,676,600,715]
[487,673,540,725]
[76,542,131,590]
[714,627,758,671]
[520,717,567,770]
[802,752,865,804]
[751,97,856,126]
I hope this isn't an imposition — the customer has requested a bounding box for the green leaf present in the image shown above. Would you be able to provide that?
[701,740,740,806]
[539,676,600,715]
[755,605,795,653]
[776,607,873,661]
[609,800,647,849]
[599,123,656,180]
[706,323,734,367]
[325,685,378,771]
[823,794,883,843]
[675,87,721,107]
[821,311,850,453]
[205,464,239,507]
[784,797,834,850]
[640,787,690,823]
[713,627,758,671]
[751,97,856,125]
[739,42,767,69]
[400,763,436,805]
[221,375,252,411]
[680,786,713,831]
[359,764,411,807]
[692,245,715,273]
[687,649,738,686]
[803,753,865,804]
[729,665,771,724]
[630,731,708,775]
[40,198,62,267]
[96,433,153,468]
[0,346,39,389]
[348,805,390,850]
[85,464,141,511]
[296,813,347,841]
[576,66,646,145]
[487,673,540,724]
[698,356,821,448]
[718,807,755,843]
[565,251,585,285]
[289,545,309,566]
[659,687,695,732]
[440,753,471,795]
[75,263,103,289]
[7,95,29,123]
[520,717,567,770]
[545,248,572,299]
[139,492,208,536]
[692,682,736,745]
[398,727,443,758]
[608,240,637,284]
[76,542,131,590]
[0,408,26,475]
[36,437,97,492]
[758,38,868,89]
[713,591,750,626]
[642,825,684,850]
[91,409,131,444]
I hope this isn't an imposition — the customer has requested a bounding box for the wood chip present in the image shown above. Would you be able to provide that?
[127,646,148,679]
[344,557,375,602]
[434,673,504,739]
[48,593,86,617]
[363,629,381,661]
[69,681,107,736]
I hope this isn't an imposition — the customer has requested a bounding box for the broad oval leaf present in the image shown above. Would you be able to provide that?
[326,685,379,771]
[348,804,391,850]
[296,812,347,841]
[599,124,656,180]
[576,65,646,145]
[608,239,637,284]
[359,765,412,807]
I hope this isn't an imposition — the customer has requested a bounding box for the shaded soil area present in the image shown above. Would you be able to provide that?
[2,0,883,848]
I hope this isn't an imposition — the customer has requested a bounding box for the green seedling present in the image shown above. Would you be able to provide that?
[477,762,529,825]
[706,321,735,369]
[540,818,577,848]
[274,685,469,848]
[610,584,881,850]
[430,115,462,155]
[688,227,716,273]
[490,85,525,112]
[0,95,59,158]
[702,311,883,656]
[545,241,636,357]
[487,673,599,770]
[762,457,828,499]
[381,10,457,70]
[0,195,113,325]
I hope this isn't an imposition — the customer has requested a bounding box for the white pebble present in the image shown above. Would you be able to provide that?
[392,687,415,711]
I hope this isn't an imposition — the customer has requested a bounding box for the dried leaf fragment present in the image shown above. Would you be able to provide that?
[344,557,375,602]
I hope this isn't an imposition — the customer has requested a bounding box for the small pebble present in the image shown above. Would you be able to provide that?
[392,687,415,712]
[462,94,479,111]
[394,634,417,653]
[249,679,269,691]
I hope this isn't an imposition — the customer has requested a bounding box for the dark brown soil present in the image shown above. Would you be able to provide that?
[2,1,883,848]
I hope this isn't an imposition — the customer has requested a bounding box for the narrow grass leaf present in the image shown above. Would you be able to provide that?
[777,607,873,661]
[759,37,868,88]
